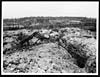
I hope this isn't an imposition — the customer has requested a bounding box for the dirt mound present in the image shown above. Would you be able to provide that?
[3,27,97,73]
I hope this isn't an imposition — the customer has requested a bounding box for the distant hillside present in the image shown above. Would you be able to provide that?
[3,17,96,31]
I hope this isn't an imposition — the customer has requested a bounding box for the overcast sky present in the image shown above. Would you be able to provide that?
[2,2,99,18]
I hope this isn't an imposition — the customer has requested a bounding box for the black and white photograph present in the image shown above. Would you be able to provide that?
[1,1,99,75]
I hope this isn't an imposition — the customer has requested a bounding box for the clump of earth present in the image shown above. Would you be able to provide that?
[3,27,96,73]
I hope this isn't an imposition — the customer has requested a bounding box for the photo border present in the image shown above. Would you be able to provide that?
[1,1,99,76]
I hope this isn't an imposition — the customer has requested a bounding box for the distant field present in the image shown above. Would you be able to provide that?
[3,17,96,32]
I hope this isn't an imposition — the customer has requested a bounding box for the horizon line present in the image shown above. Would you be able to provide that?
[3,16,96,19]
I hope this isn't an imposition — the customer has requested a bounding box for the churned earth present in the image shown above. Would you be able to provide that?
[3,27,97,73]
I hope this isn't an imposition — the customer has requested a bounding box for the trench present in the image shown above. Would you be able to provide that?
[67,44,88,68]
[58,41,88,68]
